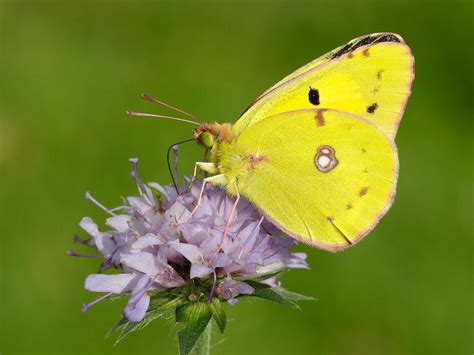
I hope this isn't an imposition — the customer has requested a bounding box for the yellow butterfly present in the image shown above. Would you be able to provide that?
[130,33,414,252]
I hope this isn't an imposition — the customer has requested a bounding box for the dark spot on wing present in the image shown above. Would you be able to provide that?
[377,69,384,79]
[367,103,378,114]
[346,203,353,210]
[315,109,327,126]
[362,148,367,153]
[362,48,370,57]
[331,34,401,59]
[359,187,369,197]
[308,87,320,105]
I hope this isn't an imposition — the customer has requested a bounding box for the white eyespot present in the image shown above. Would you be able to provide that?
[317,155,331,168]
[314,145,338,173]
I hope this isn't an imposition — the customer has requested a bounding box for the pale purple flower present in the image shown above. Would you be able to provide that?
[71,158,308,322]
[216,276,255,304]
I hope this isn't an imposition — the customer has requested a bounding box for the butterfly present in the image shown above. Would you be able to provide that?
[129,32,414,252]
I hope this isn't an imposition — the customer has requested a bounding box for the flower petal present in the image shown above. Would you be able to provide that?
[166,201,191,224]
[155,265,186,287]
[106,215,131,232]
[127,196,152,214]
[173,243,203,264]
[79,217,100,236]
[148,182,172,202]
[84,274,136,293]
[123,274,152,322]
[80,217,117,256]
[216,277,254,300]
[121,252,160,276]
[131,233,164,250]
[190,264,213,279]
[124,294,150,322]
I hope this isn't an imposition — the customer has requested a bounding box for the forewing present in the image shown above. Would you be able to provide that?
[234,33,414,140]
[233,109,398,251]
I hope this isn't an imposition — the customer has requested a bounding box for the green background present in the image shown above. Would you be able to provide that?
[1,1,472,354]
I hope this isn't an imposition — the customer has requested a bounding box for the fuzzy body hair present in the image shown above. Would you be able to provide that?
[193,122,234,143]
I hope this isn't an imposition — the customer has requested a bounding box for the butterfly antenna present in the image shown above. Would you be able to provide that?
[141,93,200,120]
[126,111,201,126]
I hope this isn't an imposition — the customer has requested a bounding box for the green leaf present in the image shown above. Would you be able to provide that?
[176,302,212,355]
[234,270,283,282]
[253,288,300,308]
[149,294,185,311]
[244,280,299,309]
[244,279,272,290]
[274,288,315,302]
[208,298,226,333]
[107,296,187,346]
[135,297,187,332]
[106,318,128,339]
[147,288,172,299]
[113,320,143,346]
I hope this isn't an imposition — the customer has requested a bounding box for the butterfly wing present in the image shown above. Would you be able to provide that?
[232,109,398,251]
[233,33,414,140]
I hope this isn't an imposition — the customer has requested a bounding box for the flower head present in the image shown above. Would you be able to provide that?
[70,158,311,350]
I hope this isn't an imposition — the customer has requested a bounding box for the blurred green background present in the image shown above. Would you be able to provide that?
[1,0,472,354]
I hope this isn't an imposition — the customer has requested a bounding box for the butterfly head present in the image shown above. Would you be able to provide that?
[193,122,234,148]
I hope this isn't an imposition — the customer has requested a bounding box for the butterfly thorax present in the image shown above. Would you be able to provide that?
[193,122,259,195]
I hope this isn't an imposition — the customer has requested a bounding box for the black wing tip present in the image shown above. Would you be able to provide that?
[330,33,403,60]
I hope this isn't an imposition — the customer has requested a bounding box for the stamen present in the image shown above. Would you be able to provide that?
[166,139,195,194]
[109,205,129,213]
[72,234,90,245]
[98,247,121,272]
[98,258,113,272]
[82,292,113,313]
[67,250,103,259]
[128,278,154,309]
[85,192,116,216]
[132,209,155,229]
[129,158,144,197]
[172,144,179,189]
[129,158,153,205]
[207,270,217,304]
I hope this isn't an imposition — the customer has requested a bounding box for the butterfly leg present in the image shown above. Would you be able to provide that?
[187,162,219,192]
[186,162,200,192]
[215,182,240,254]
[189,174,225,217]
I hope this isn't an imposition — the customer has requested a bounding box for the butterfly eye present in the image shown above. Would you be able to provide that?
[200,132,215,148]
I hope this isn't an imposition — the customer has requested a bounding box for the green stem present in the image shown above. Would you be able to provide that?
[192,321,212,355]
